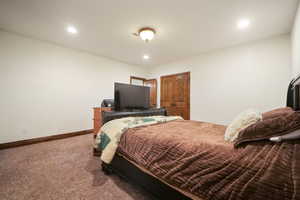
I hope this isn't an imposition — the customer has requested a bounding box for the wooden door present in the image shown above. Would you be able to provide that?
[160,72,190,120]
[144,79,157,107]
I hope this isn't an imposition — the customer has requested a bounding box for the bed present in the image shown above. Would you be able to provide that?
[97,79,300,200]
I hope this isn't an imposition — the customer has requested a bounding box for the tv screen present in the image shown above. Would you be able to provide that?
[114,82,150,111]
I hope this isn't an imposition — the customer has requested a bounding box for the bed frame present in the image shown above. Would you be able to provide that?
[102,154,192,200]
[100,80,300,200]
[289,75,300,110]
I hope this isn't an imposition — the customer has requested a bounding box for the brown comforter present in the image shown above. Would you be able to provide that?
[117,120,300,200]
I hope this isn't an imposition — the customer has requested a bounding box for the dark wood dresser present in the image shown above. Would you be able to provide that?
[93,107,112,138]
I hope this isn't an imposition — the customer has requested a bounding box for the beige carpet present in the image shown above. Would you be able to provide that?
[0,134,153,200]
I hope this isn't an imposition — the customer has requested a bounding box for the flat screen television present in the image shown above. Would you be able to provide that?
[114,82,150,111]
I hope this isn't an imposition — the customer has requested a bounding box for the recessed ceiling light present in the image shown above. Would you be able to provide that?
[237,19,250,30]
[66,26,78,34]
[143,55,150,60]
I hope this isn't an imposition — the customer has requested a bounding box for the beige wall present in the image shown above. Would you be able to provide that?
[149,35,291,125]
[292,3,300,78]
[0,30,147,143]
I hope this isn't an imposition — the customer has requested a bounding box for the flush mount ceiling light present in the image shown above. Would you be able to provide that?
[134,27,156,42]
[66,25,78,34]
[237,19,250,30]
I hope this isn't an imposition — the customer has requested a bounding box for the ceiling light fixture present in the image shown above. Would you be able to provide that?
[134,27,156,42]
[143,55,150,60]
[237,19,250,30]
[66,26,78,34]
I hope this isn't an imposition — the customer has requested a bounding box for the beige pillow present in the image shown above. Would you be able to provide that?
[225,109,262,142]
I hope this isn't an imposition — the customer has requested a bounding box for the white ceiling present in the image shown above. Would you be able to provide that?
[0,0,299,66]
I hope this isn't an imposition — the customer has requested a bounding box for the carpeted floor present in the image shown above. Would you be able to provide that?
[0,134,153,200]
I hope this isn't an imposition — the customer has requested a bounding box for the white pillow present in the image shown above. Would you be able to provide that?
[225,109,262,142]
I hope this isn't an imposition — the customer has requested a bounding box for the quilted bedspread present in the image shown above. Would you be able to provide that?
[117,120,300,200]
[94,115,182,163]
